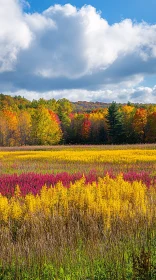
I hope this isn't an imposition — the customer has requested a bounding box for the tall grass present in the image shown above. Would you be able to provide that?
[0,175,156,279]
[0,146,156,279]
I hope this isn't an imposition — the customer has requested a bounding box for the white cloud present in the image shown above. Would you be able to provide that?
[27,4,156,79]
[20,0,30,9]
[0,0,32,72]
[21,4,156,79]
[1,1,156,102]
[25,13,56,32]
[5,86,156,103]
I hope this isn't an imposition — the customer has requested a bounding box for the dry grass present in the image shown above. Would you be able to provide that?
[0,143,156,151]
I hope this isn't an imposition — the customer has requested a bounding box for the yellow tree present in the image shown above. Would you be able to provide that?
[0,109,20,146]
[0,111,7,146]
[18,111,32,145]
[31,106,62,145]
[89,109,108,143]
[132,108,147,143]
[122,105,135,143]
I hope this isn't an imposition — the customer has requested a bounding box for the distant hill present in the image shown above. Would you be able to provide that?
[0,93,153,113]
[72,101,111,112]
[0,94,112,112]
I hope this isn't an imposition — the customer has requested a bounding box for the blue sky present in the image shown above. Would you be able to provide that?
[1,0,156,103]
[28,0,156,25]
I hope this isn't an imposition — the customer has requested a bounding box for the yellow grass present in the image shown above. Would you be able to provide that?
[0,149,156,163]
[0,175,155,231]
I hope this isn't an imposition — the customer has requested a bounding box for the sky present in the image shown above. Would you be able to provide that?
[1,0,156,103]
[28,0,156,25]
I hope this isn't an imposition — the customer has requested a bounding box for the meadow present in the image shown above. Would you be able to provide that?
[0,145,156,279]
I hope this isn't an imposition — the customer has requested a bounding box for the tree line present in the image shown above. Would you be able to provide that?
[0,94,156,146]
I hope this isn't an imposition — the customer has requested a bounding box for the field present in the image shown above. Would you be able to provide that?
[0,145,156,279]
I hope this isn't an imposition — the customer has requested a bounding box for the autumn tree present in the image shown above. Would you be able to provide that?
[67,113,85,144]
[132,108,147,143]
[18,111,32,145]
[57,98,73,143]
[89,109,108,144]
[0,94,155,146]
[81,114,91,142]
[0,111,6,146]
[0,109,20,146]
[122,105,136,143]
[57,98,73,124]
[146,112,156,143]
[31,106,62,145]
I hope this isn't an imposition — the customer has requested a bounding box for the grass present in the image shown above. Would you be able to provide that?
[0,145,156,175]
[0,145,156,279]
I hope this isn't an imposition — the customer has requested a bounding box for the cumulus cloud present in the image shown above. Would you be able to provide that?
[0,0,32,72]
[4,86,156,104]
[1,1,156,102]
[20,0,30,9]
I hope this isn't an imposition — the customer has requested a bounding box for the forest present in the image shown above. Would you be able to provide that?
[0,93,156,146]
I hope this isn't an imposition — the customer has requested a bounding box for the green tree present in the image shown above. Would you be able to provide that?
[107,102,124,144]
[121,105,136,143]
[57,98,73,143]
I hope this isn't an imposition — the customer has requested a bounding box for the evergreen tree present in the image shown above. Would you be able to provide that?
[107,102,124,144]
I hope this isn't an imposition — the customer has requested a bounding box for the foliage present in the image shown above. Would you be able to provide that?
[0,94,156,145]
[31,106,62,145]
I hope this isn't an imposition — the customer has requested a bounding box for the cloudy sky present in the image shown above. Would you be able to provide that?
[1,0,156,103]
